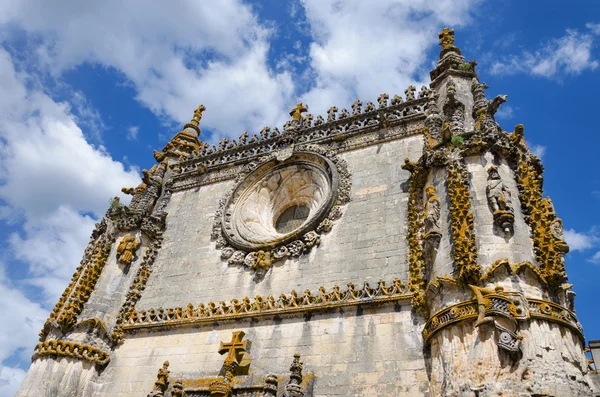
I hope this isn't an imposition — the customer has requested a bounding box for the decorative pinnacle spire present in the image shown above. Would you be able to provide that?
[289,102,308,121]
[190,104,206,127]
[182,104,205,137]
[438,27,461,57]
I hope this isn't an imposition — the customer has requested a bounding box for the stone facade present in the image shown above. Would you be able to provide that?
[16,28,598,397]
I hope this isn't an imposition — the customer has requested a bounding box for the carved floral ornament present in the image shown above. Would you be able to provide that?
[211,145,351,275]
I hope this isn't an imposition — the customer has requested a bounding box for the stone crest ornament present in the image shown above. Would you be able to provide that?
[486,166,514,234]
[469,285,525,353]
[116,234,141,265]
[212,146,351,276]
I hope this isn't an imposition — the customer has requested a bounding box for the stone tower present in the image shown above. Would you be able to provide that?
[17,29,597,397]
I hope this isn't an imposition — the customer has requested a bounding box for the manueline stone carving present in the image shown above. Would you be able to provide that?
[423,185,442,277]
[470,285,524,353]
[116,234,141,266]
[486,166,514,234]
[212,147,351,276]
[442,79,465,136]
[148,361,170,397]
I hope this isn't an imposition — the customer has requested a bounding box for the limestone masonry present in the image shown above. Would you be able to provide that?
[16,28,600,397]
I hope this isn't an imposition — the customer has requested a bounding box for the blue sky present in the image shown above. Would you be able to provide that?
[0,1,599,394]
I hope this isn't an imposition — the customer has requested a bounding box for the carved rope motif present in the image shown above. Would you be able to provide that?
[32,340,110,366]
[122,279,411,330]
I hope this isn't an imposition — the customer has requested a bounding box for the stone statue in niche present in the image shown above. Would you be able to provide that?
[422,185,442,278]
[486,166,514,234]
[424,186,441,237]
[117,234,141,266]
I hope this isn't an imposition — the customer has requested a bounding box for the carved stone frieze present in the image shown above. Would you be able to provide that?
[123,278,410,331]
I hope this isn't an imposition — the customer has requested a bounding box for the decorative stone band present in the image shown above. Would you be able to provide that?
[123,279,412,331]
[423,297,583,344]
[32,340,110,366]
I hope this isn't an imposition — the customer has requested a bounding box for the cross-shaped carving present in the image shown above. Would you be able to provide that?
[190,104,206,126]
[438,27,455,49]
[218,331,248,366]
[289,102,308,121]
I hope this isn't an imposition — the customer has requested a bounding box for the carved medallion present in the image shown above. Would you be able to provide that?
[212,146,351,275]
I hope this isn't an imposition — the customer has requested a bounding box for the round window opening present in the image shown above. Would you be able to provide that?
[275,205,310,234]
[221,152,340,251]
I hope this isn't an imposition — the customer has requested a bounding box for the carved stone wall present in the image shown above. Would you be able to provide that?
[135,135,423,311]
[93,303,429,397]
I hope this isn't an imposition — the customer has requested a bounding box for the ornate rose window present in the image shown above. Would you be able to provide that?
[212,146,351,275]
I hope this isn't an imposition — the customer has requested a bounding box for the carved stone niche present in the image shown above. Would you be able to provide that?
[213,149,350,275]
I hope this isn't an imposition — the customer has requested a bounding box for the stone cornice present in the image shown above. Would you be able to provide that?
[122,278,412,331]
[169,99,429,192]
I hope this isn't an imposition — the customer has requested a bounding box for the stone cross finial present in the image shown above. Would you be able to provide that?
[405,85,416,101]
[377,93,389,108]
[438,27,455,49]
[218,331,248,366]
[289,103,308,121]
[351,100,362,115]
[327,106,338,122]
[437,27,461,57]
[190,104,206,127]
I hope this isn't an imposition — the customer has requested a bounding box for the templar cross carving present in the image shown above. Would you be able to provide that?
[438,27,455,49]
[219,331,249,366]
[289,103,308,121]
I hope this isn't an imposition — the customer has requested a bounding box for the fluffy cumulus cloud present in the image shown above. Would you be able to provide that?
[564,227,600,264]
[0,0,295,140]
[0,46,139,396]
[299,0,477,116]
[491,26,600,78]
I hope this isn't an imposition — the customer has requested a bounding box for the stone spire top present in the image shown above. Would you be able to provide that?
[430,27,476,87]
[438,27,462,58]
[182,104,206,137]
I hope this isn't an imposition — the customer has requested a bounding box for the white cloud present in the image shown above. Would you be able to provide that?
[564,228,600,264]
[491,28,599,78]
[0,365,27,397]
[530,144,547,159]
[565,228,596,251]
[0,265,47,397]
[0,0,295,140]
[0,43,140,384]
[299,0,477,116]
[495,104,514,120]
[586,22,600,35]
[127,125,139,141]
[589,251,600,264]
